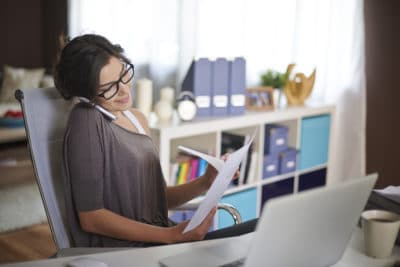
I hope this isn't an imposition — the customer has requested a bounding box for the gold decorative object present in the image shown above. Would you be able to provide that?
[283,64,316,106]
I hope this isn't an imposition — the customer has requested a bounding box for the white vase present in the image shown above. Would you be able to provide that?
[274,88,285,109]
[155,100,173,122]
[160,87,175,106]
[155,87,175,122]
[136,78,153,118]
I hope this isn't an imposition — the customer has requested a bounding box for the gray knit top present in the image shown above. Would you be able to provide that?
[63,103,169,247]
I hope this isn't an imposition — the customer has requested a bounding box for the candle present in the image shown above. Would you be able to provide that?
[155,87,175,123]
[136,78,153,118]
[160,87,175,106]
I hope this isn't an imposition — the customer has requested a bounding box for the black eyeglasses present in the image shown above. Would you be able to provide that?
[97,62,135,100]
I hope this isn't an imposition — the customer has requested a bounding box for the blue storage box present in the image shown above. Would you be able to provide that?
[264,124,288,155]
[299,115,331,170]
[263,154,279,179]
[279,148,298,174]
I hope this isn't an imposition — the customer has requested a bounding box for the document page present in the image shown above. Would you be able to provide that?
[182,140,253,233]
[374,186,400,204]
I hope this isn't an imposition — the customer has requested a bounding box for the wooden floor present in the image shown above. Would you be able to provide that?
[0,143,56,264]
[0,223,56,264]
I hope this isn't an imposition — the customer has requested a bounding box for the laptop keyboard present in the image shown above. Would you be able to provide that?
[220,258,245,267]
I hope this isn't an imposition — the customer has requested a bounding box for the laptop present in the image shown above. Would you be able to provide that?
[159,173,378,267]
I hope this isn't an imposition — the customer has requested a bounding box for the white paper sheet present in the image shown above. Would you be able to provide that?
[374,186,400,204]
[182,141,253,233]
[178,146,225,171]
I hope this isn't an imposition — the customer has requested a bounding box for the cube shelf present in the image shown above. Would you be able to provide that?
[150,104,335,229]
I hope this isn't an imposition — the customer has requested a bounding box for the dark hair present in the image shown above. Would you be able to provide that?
[54,34,130,101]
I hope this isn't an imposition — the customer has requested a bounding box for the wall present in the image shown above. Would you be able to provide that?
[1,0,398,188]
[365,0,400,188]
[0,0,67,72]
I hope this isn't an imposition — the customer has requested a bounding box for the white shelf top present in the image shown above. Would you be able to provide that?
[151,104,335,139]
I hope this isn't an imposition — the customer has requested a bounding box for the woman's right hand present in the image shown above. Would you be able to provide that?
[168,207,217,244]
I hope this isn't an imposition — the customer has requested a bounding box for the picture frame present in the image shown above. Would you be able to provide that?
[245,86,275,111]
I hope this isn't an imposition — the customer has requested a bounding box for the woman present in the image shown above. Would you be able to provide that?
[55,34,256,247]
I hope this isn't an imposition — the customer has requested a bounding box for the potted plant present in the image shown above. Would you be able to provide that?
[260,69,289,107]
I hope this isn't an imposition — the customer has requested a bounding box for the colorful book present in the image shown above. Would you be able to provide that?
[178,161,190,185]
[197,158,208,177]
[189,158,199,181]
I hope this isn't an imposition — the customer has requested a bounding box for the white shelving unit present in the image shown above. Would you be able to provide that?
[150,104,336,228]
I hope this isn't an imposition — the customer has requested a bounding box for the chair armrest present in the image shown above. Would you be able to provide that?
[217,203,242,224]
[173,202,242,225]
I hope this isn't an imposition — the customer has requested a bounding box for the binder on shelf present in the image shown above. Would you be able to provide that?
[211,58,229,116]
[181,58,212,117]
[228,57,246,115]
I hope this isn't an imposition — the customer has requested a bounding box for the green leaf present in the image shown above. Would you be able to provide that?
[260,69,288,89]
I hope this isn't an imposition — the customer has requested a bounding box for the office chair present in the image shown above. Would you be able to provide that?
[15,87,241,257]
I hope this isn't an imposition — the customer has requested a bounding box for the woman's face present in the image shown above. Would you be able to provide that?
[96,56,133,113]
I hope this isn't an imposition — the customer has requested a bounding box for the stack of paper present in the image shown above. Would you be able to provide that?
[374,186,400,204]
[179,131,256,233]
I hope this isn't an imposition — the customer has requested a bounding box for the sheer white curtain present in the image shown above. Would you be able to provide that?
[69,0,180,96]
[68,0,365,180]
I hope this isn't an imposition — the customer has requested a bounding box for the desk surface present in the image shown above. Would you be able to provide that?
[2,228,399,267]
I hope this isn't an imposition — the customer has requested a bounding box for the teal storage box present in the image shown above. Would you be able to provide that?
[300,115,331,170]
[278,148,298,174]
[264,124,288,155]
[218,188,257,229]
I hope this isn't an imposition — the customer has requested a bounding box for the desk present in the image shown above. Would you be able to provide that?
[2,228,399,267]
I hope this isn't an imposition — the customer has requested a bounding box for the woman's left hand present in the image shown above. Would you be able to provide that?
[202,153,240,190]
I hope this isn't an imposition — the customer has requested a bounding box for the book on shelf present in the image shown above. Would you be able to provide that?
[246,151,258,184]
[178,161,190,185]
[189,158,199,181]
[170,151,209,185]
[240,139,254,186]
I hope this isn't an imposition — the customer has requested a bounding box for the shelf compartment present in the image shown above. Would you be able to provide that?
[261,177,294,212]
[263,119,299,155]
[220,126,260,185]
[170,133,218,162]
[298,168,327,192]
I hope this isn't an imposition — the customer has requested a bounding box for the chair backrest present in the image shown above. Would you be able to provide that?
[16,88,74,250]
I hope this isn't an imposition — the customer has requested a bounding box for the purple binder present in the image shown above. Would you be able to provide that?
[211,58,229,116]
[228,57,246,115]
[181,58,212,117]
